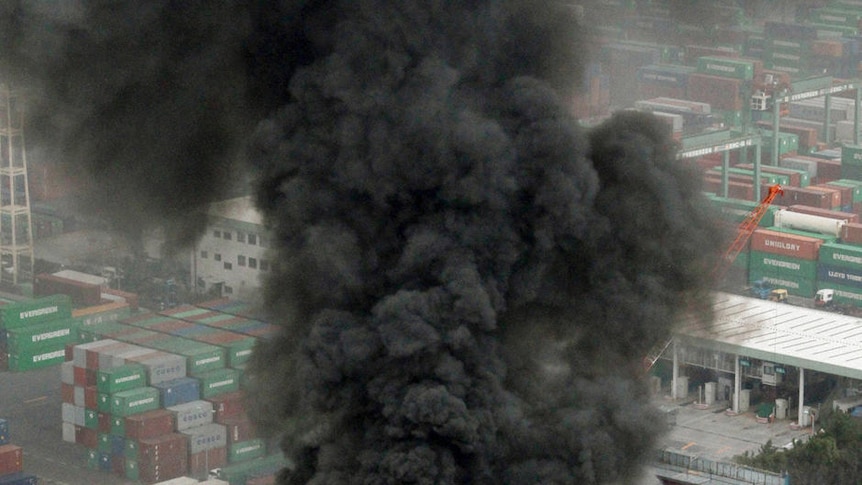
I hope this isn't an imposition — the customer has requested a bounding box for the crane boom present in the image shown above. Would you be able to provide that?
[643,184,783,371]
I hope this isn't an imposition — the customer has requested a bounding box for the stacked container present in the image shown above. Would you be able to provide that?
[1,295,77,372]
[0,420,37,485]
[817,242,862,305]
[749,227,828,296]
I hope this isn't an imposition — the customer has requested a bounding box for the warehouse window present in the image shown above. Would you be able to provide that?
[248,234,257,245]
[237,232,245,243]
[224,262,232,270]
[224,286,233,294]
[249,257,257,269]
[260,260,268,271]
[223,231,232,241]
[214,253,222,262]
[200,251,208,259]
[238,255,246,267]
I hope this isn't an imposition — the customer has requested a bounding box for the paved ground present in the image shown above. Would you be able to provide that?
[633,394,814,484]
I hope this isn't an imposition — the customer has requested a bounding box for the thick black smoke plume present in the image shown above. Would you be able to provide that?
[1,1,725,483]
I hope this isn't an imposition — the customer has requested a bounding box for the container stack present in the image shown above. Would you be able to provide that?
[817,242,862,304]
[748,228,827,297]
[1,295,77,372]
[0,419,37,485]
[63,307,287,482]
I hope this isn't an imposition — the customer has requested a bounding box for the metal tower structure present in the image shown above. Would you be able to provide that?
[0,84,34,286]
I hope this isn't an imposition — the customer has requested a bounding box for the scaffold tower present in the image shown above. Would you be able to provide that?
[0,84,34,285]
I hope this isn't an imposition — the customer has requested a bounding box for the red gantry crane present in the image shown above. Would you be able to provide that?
[642,184,784,371]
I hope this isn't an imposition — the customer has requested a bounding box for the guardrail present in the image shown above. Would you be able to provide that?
[655,448,789,485]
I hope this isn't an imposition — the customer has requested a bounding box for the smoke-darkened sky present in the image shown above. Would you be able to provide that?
[1,1,725,483]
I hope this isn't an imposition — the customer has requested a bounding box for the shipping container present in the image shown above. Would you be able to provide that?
[4,317,81,352]
[154,376,201,408]
[827,180,862,203]
[168,400,215,432]
[33,273,102,307]
[0,294,72,330]
[221,414,258,445]
[207,391,247,423]
[815,282,862,307]
[0,419,7,445]
[182,422,227,455]
[0,445,23,476]
[111,386,160,417]
[734,164,809,187]
[8,343,68,371]
[806,185,843,209]
[198,368,241,399]
[696,56,754,80]
[73,301,132,327]
[820,242,862,271]
[819,263,862,289]
[126,351,187,386]
[751,228,824,260]
[749,250,817,279]
[775,209,848,236]
[229,439,266,463]
[96,363,146,394]
[212,454,290,485]
[779,157,818,179]
[125,408,176,441]
[749,269,817,297]
[189,447,228,481]
[687,73,744,111]
[148,338,226,376]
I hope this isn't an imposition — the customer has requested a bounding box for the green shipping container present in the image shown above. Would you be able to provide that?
[215,454,290,485]
[749,250,818,279]
[149,338,226,375]
[98,364,146,394]
[842,144,862,167]
[97,392,112,413]
[5,318,81,353]
[110,416,125,436]
[816,283,862,307]
[229,439,267,463]
[0,294,72,330]
[111,387,160,417]
[97,433,112,453]
[749,269,817,297]
[125,439,139,460]
[198,367,241,399]
[84,409,100,429]
[732,250,749,270]
[696,56,754,80]
[8,344,67,371]
[828,180,862,203]
[766,226,838,244]
[86,449,99,470]
[761,132,799,157]
[125,459,139,480]
[819,242,862,272]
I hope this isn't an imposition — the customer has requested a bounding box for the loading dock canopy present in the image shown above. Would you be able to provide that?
[677,292,862,380]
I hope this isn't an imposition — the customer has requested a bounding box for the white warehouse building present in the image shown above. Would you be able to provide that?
[190,196,271,301]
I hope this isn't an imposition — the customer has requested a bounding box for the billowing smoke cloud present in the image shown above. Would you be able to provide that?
[1,1,725,483]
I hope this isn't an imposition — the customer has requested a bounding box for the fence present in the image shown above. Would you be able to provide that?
[656,448,789,485]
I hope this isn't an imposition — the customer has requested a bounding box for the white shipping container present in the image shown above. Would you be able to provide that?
[652,111,684,131]
[61,402,77,424]
[139,353,187,386]
[111,346,155,369]
[779,157,818,178]
[774,209,846,237]
[73,386,85,407]
[61,361,74,385]
[169,400,214,431]
[62,422,76,443]
[72,339,120,368]
[182,422,227,454]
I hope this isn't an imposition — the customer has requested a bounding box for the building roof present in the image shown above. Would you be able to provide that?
[207,196,263,226]
[677,292,862,380]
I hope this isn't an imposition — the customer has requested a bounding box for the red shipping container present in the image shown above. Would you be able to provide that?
[816,159,842,183]
[139,456,188,484]
[812,39,844,57]
[65,343,75,361]
[61,382,74,404]
[702,177,756,201]
[126,409,176,441]
[111,454,125,476]
[138,433,189,467]
[788,205,859,223]
[824,183,856,209]
[807,185,843,209]
[101,288,139,312]
[73,365,87,386]
[0,445,23,475]
[779,186,832,209]
[751,228,823,260]
[149,320,195,333]
[687,73,743,111]
[76,426,98,448]
[842,223,862,244]
[33,273,102,307]
[207,392,247,423]
[734,164,802,187]
[99,412,112,434]
[189,446,228,479]
[222,415,258,444]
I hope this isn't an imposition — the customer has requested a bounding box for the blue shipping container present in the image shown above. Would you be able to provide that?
[154,377,201,408]
[111,435,125,455]
[0,473,38,485]
[0,418,8,444]
[818,264,862,289]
